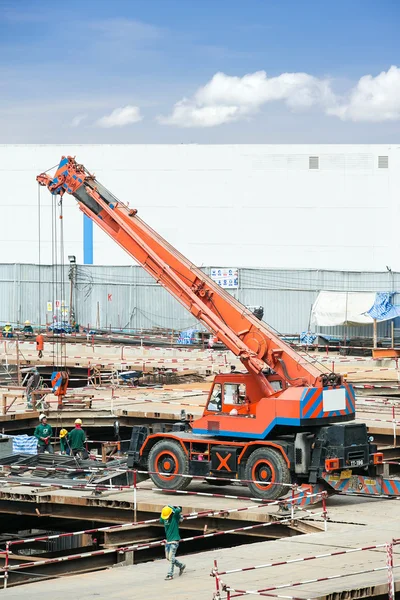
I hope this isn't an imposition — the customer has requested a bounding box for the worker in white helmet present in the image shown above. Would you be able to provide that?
[34,414,53,454]
[67,418,88,458]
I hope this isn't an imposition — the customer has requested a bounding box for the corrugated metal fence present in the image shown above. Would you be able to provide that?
[0,264,397,336]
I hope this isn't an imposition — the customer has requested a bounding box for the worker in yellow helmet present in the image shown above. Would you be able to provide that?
[160,505,186,580]
[59,428,69,455]
[22,320,34,336]
[67,419,88,459]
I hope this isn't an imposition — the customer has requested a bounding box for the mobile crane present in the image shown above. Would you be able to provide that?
[37,157,400,502]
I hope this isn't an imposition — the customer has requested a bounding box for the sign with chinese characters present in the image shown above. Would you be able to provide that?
[210,268,238,289]
[47,302,52,312]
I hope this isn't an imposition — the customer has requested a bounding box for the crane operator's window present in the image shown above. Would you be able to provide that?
[224,383,246,405]
[207,384,222,411]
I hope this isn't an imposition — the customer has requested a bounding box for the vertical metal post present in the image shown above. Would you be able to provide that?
[16,337,21,386]
[213,559,220,599]
[133,469,137,522]
[290,485,295,521]
[4,542,9,589]
[373,318,378,349]
[392,321,395,349]
[322,493,328,532]
[386,542,395,600]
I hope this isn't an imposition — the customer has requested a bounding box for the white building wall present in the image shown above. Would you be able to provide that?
[0,144,398,270]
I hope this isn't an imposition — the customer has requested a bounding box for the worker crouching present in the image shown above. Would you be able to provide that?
[22,320,34,336]
[160,505,186,580]
[2,323,13,338]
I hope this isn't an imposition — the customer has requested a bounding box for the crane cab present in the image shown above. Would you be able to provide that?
[203,371,286,418]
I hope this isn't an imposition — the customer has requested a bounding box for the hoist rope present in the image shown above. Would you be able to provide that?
[51,195,56,367]
[59,199,67,370]
[37,184,41,331]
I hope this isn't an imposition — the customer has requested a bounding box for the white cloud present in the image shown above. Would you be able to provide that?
[327,66,400,122]
[159,66,400,127]
[96,106,143,128]
[159,70,334,127]
[71,114,87,127]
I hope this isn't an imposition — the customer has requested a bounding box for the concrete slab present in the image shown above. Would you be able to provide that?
[2,500,400,600]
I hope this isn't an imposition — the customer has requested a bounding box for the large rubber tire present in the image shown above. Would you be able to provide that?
[148,439,191,491]
[244,447,291,500]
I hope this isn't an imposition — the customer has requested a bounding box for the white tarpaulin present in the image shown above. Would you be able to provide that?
[310,291,376,326]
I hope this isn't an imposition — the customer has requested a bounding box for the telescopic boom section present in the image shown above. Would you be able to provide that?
[37,156,329,388]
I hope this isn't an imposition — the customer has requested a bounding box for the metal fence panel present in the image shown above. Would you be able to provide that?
[0,264,398,336]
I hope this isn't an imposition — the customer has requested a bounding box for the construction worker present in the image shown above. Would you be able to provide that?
[59,428,69,454]
[36,333,44,358]
[2,323,13,338]
[160,505,186,580]
[26,367,41,409]
[22,320,34,336]
[34,414,54,454]
[67,419,88,458]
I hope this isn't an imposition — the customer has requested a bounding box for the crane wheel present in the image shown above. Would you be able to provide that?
[148,440,191,491]
[244,447,290,500]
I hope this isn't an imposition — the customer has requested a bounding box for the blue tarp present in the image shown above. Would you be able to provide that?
[177,328,198,345]
[300,332,317,345]
[367,292,400,321]
[12,435,38,454]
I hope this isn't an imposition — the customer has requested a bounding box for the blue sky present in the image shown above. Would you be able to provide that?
[1,0,400,142]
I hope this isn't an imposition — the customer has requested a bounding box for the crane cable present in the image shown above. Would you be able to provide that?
[37,184,41,333]
[59,198,67,371]
[51,193,58,368]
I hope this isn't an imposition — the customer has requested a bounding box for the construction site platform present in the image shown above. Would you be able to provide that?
[3,490,400,599]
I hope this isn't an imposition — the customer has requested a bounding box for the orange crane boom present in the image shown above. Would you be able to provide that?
[37,156,329,392]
